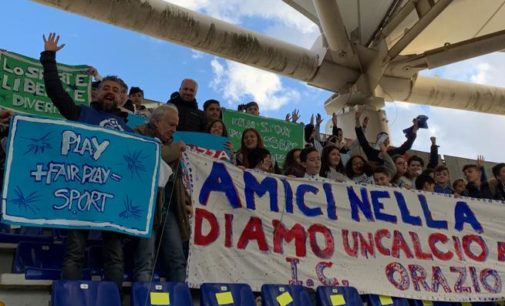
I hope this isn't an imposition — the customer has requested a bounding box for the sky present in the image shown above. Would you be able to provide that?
[4,0,505,163]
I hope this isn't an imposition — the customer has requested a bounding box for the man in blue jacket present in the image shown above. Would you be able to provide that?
[41,32,130,291]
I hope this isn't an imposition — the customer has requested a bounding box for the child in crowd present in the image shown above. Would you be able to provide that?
[207,119,228,137]
[492,163,505,200]
[402,155,424,189]
[416,174,435,192]
[320,145,349,182]
[345,155,374,184]
[300,147,321,180]
[283,148,304,177]
[462,164,493,199]
[433,165,453,194]
[452,178,466,196]
[373,167,392,187]
[392,155,407,187]
[237,101,259,116]
[235,128,264,168]
[248,148,274,173]
[207,119,234,162]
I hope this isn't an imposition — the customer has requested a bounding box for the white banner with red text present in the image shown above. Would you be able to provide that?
[183,151,505,301]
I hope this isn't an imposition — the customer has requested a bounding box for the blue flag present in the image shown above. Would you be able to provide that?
[173,131,232,161]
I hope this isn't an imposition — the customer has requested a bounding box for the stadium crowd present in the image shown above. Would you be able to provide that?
[1,33,504,298]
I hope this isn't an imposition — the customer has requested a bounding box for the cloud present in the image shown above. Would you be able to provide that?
[191,49,205,59]
[161,0,319,48]
[210,58,301,112]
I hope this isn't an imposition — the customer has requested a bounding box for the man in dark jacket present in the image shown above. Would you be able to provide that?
[41,33,130,291]
[166,79,206,131]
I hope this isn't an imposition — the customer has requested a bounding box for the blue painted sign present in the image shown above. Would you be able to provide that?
[127,113,148,129]
[173,131,232,161]
[1,115,160,237]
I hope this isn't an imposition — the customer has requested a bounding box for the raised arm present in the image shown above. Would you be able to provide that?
[354,107,379,161]
[40,33,81,120]
[426,136,439,169]
[389,118,419,156]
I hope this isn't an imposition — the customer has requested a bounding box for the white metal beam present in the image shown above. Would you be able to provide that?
[388,0,452,58]
[388,29,505,77]
[32,0,320,81]
[312,0,353,56]
[379,75,505,115]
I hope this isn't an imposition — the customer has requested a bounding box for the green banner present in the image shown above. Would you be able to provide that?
[222,109,304,166]
[0,51,90,118]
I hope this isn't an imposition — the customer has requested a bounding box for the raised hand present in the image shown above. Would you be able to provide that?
[362,116,369,129]
[291,109,300,123]
[310,114,314,125]
[378,143,387,159]
[0,109,13,124]
[175,141,186,154]
[224,141,234,152]
[316,113,323,126]
[332,112,338,126]
[285,113,291,122]
[476,155,485,168]
[355,106,363,126]
[430,136,437,146]
[412,118,420,132]
[43,33,65,52]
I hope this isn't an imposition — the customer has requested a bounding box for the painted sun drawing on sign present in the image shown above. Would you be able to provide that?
[123,150,146,178]
[23,132,53,154]
[118,196,142,219]
[9,186,41,214]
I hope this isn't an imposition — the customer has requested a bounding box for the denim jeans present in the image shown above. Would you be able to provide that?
[159,209,187,282]
[133,230,156,282]
[61,230,124,290]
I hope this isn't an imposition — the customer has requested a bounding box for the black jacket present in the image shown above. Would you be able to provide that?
[355,126,417,162]
[166,92,206,132]
[463,181,494,200]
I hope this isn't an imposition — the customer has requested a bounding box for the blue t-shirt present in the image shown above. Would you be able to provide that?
[78,106,133,132]
[434,184,453,195]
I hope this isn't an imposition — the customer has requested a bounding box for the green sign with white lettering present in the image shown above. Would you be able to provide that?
[222,109,304,166]
[0,51,90,118]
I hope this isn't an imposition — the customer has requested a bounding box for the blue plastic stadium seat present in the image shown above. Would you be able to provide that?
[131,282,192,306]
[316,286,363,306]
[201,283,256,306]
[367,294,410,306]
[0,226,53,244]
[14,241,90,280]
[410,300,458,306]
[52,280,121,306]
[261,284,316,306]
